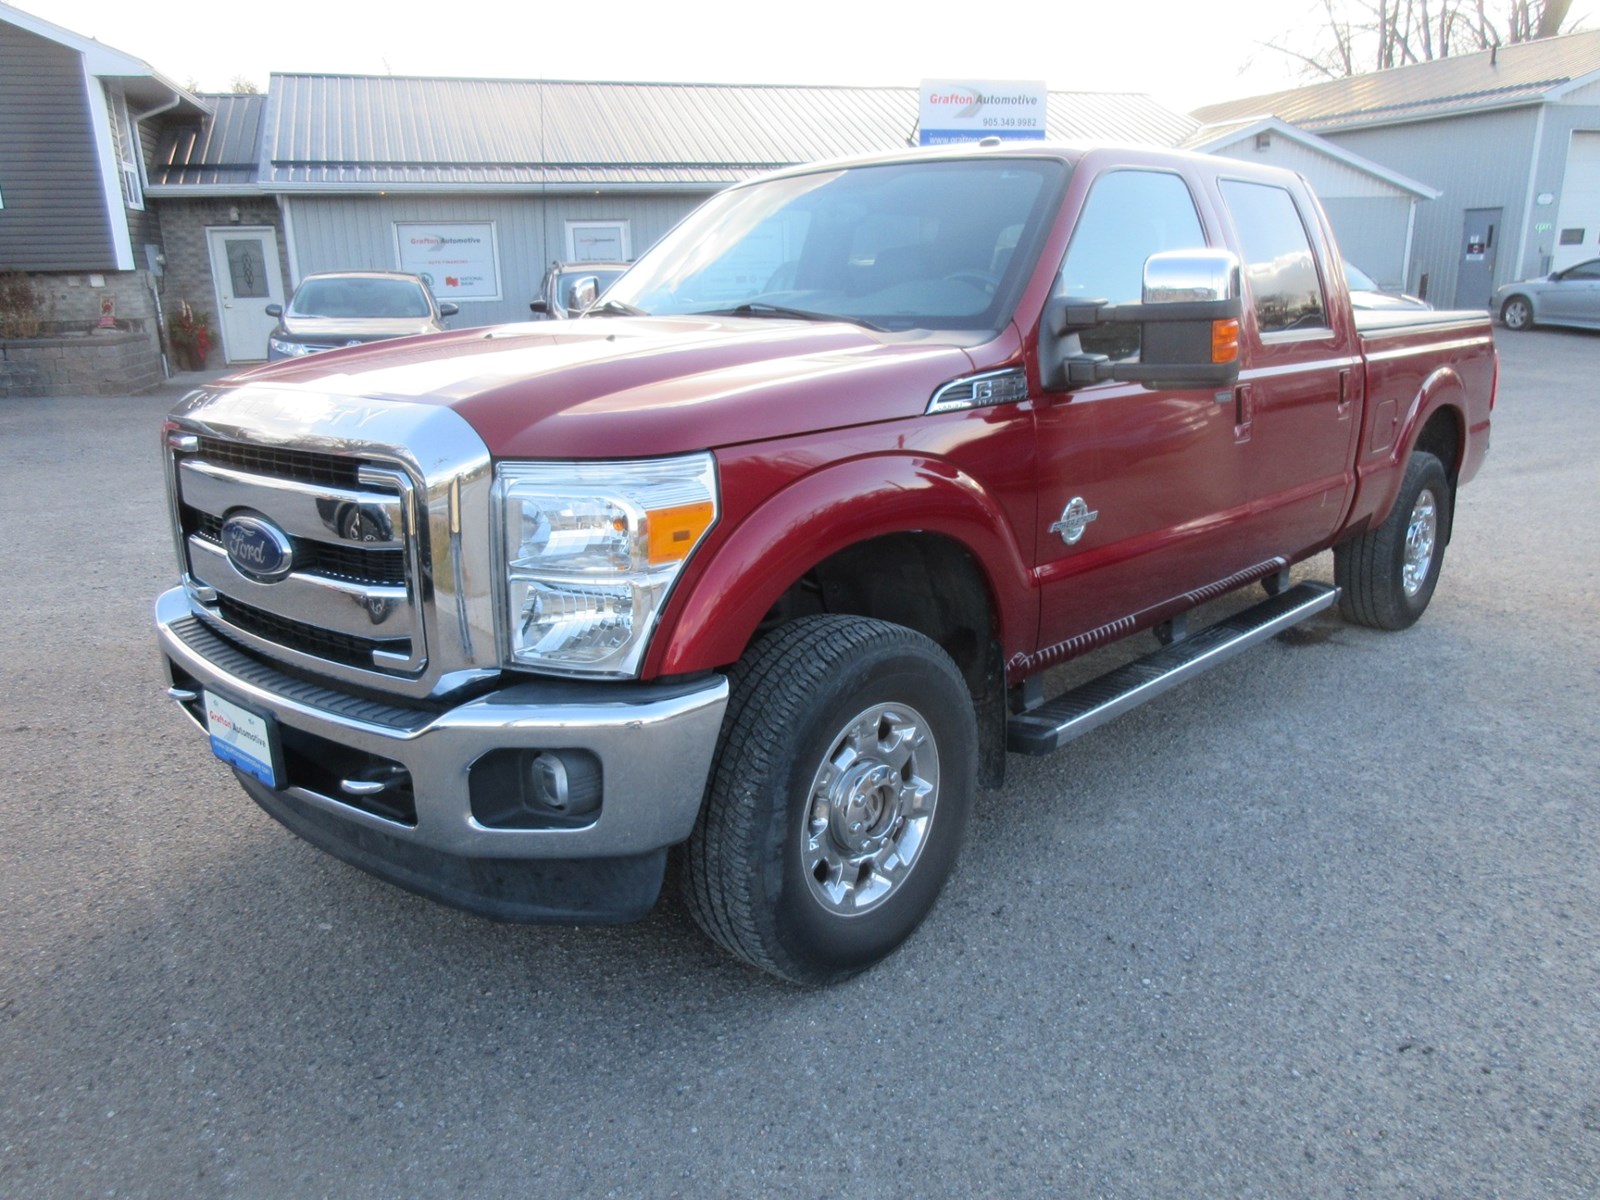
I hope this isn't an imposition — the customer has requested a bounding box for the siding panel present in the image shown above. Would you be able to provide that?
[1330,107,1541,302]
[0,22,115,270]
[289,193,702,326]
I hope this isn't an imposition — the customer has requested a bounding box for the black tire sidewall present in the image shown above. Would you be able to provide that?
[1383,454,1449,625]
[764,637,976,981]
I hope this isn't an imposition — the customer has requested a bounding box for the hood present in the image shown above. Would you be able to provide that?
[224,317,980,458]
[278,314,441,340]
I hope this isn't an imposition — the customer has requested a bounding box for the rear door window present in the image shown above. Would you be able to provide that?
[1219,180,1328,334]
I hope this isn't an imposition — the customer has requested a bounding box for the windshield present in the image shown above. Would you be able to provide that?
[601,158,1067,332]
[290,277,433,319]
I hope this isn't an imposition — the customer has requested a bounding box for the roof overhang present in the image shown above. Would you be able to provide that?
[0,1,207,115]
[1189,116,1442,199]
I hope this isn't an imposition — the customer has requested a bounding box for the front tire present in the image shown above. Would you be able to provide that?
[1334,451,1451,630]
[682,616,977,985]
[1500,295,1534,330]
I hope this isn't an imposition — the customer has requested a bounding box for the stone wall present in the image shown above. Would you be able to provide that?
[1,329,164,397]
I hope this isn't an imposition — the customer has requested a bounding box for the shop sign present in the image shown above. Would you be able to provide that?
[394,221,501,300]
[919,79,1047,145]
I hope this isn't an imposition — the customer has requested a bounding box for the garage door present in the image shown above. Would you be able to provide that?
[1554,130,1600,272]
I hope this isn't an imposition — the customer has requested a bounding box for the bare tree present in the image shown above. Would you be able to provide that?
[1264,0,1581,80]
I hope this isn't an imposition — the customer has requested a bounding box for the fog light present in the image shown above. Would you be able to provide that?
[469,748,602,829]
[530,752,570,811]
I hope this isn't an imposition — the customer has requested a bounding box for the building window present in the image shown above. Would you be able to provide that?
[105,85,144,211]
[1559,228,1585,246]
[565,220,631,263]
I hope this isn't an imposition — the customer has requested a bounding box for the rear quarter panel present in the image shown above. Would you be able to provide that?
[1350,310,1495,533]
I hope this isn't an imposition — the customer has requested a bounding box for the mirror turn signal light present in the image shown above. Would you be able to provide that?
[1212,318,1241,364]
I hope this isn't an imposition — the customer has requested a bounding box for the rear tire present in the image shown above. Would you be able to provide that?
[1500,295,1534,330]
[682,616,976,985]
[1334,451,1450,631]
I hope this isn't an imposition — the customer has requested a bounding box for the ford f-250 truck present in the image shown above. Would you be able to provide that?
[156,143,1495,984]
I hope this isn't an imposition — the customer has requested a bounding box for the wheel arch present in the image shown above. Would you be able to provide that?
[648,454,1033,683]
[1357,366,1468,534]
[1500,291,1535,326]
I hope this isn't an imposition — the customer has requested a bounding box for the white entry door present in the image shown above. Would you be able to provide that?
[206,227,285,363]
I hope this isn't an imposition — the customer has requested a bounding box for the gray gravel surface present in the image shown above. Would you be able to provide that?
[2,332,1597,1199]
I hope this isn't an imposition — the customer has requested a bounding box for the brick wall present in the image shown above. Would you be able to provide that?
[158,198,291,321]
[24,269,160,328]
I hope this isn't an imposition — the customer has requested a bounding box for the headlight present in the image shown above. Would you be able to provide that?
[497,454,718,676]
[268,335,317,358]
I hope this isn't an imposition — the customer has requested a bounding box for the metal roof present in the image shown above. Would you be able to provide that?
[149,93,265,189]
[154,74,1193,192]
[1191,28,1600,132]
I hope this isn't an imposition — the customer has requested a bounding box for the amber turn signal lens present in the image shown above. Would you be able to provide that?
[647,501,716,566]
[1212,318,1241,364]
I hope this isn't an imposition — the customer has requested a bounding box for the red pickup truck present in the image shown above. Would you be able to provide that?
[156,143,1494,983]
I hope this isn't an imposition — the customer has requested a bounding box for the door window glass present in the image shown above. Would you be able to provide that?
[225,238,269,299]
[1219,180,1327,333]
[1057,170,1206,358]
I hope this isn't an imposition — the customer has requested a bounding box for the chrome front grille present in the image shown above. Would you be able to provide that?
[172,436,427,677]
[163,385,500,701]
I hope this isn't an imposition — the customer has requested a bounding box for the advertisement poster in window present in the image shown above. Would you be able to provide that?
[394,222,501,300]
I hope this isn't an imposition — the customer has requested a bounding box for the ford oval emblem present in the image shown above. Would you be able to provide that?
[221,513,294,581]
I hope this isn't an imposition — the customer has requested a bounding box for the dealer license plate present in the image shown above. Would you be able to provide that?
[203,689,283,789]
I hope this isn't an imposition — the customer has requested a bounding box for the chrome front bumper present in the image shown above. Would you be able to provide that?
[156,587,729,869]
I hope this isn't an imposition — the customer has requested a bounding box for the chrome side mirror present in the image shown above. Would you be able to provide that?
[566,276,600,313]
[1042,248,1243,391]
[1142,248,1241,306]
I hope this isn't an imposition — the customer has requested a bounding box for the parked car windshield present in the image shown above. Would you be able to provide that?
[289,277,433,319]
[600,157,1068,333]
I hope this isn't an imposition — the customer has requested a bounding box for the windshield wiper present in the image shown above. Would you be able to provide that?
[690,303,886,332]
[580,298,647,317]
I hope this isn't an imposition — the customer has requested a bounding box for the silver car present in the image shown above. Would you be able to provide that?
[1494,259,1600,331]
[266,271,459,360]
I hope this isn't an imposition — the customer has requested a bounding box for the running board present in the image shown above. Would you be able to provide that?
[1007,581,1339,756]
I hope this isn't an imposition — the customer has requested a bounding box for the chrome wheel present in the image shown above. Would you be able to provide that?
[802,701,939,915]
[1402,488,1439,598]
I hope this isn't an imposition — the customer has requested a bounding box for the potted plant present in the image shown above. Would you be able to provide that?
[167,301,212,370]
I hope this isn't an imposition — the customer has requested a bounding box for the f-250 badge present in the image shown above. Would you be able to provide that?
[1050,497,1099,545]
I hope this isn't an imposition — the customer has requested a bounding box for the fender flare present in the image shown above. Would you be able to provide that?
[648,453,1036,676]
[1354,365,1468,532]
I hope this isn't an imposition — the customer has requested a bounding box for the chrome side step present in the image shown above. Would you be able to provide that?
[1007,581,1339,756]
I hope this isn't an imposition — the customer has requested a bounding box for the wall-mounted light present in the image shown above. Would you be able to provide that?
[228,205,241,223]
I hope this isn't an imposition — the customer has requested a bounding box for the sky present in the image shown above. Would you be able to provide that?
[11,0,1600,113]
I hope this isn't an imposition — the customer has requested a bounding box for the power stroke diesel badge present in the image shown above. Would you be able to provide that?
[220,513,295,581]
[1049,497,1099,546]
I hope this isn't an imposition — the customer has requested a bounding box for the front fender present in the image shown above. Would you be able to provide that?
[647,453,1036,677]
